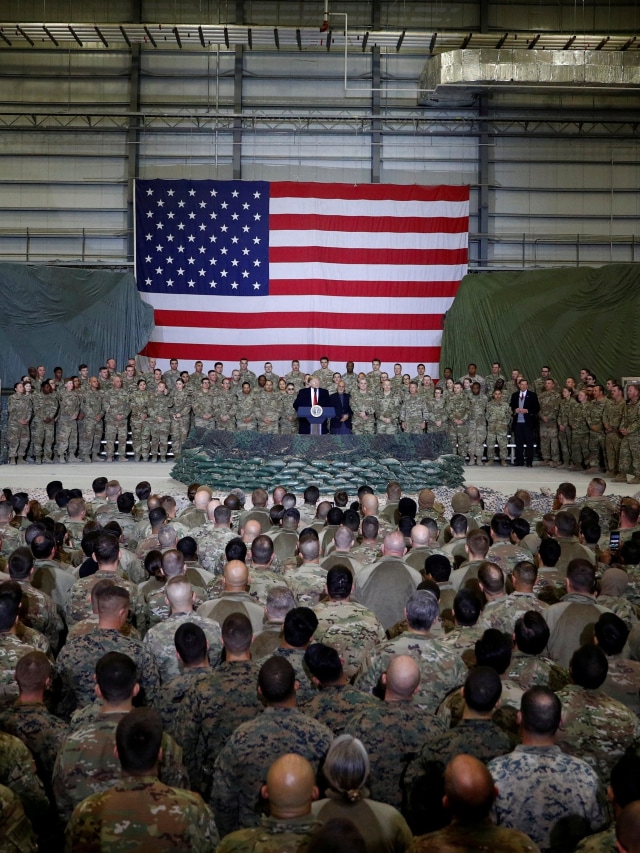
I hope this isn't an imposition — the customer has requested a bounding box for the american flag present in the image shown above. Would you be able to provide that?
[135,180,469,377]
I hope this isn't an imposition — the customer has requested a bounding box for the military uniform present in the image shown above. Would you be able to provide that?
[15,579,63,652]
[375,391,401,434]
[465,392,487,465]
[586,397,606,469]
[0,634,40,701]
[341,371,359,394]
[143,580,208,629]
[147,388,173,462]
[64,775,218,852]
[618,394,640,479]
[488,745,607,852]
[211,706,333,836]
[480,591,547,634]
[425,396,448,434]
[162,367,182,390]
[142,611,222,684]
[558,395,577,466]
[190,524,236,574]
[312,599,386,681]
[285,562,327,607]
[169,388,191,456]
[31,392,59,463]
[55,628,160,719]
[55,387,81,462]
[236,391,258,431]
[356,631,467,715]
[408,818,540,852]
[485,542,534,575]
[0,700,69,788]
[217,814,319,853]
[439,623,485,668]
[102,386,131,461]
[65,570,147,634]
[0,783,37,852]
[0,731,51,842]
[255,390,281,434]
[312,367,334,389]
[177,660,263,798]
[538,388,561,464]
[351,388,376,435]
[213,389,237,431]
[278,393,299,434]
[507,649,570,692]
[569,399,591,469]
[78,387,104,462]
[191,388,216,429]
[128,387,151,462]
[555,683,640,786]
[445,393,470,456]
[345,700,445,808]
[603,396,626,475]
[401,394,426,434]
[53,710,188,822]
[7,391,33,463]
[284,369,306,391]
[302,684,379,736]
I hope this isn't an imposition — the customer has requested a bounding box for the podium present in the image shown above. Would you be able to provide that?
[297,406,335,436]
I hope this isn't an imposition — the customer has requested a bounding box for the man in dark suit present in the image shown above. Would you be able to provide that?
[328,379,352,434]
[293,376,331,434]
[510,378,540,467]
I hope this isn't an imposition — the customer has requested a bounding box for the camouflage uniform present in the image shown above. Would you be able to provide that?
[312,367,334,389]
[480,592,547,634]
[31,392,59,463]
[345,700,445,808]
[55,388,81,462]
[15,579,63,652]
[579,496,619,533]
[603,396,626,475]
[65,570,147,635]
[302,684,380,736]
[558,395,577,466]
[128,387,151,462]
[507,649,570,692]
[445,393,470,456]
[312,599,386,681]
[555,683,640,786]
[235,391,258,431]
[404,718,517,835]
[0,523,24,557]
[211,706,333,836]
[143,581,208,629]
[570,400,591,468]
[147,388,173,461]
[102,386,131,461]
[466,392,487,464]
[619,395,640,478]
[400,394,426,434]
[55,628,160,719]
[284,562,327,607]
[142,611,222,684]
[407,819,541,852]
[0,731,51,842]
[0,700,69,789]
[177,660,263,798]
[485,542,534,575]
[0,783,37,852]
[341,371,359,394]
[424,396,447,435]
[600,654,640,714]
[6,391,33,463]
[355,631,467,715]
[488,745,608,852]
[575,826,616,853]
[375,392,401,435]
[255,390,281,434]
[0,634,40,702]
[191,388,216,428]
[284,370,306,391]
[278,393,299,434]
[162,367,181,390]
[586,397,606,469]
[78,387,104,462]
[217,814,319,853]
[257,647,317,705]
[53,710,188,822]
[64,775,218,852]
[169,388,191,456]
[213,390,238,431]
[439,623,485,669]
[190,524,236,574]
[351,388,376,435]
[538,388,561,464]
[155,667,211,737]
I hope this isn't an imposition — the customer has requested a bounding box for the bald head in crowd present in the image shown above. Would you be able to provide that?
[382,530,407,557]
[382,655,420,700]
[360,494,379,517]
[165,576,194,611]
[242,519,262,544]
[223,559,249,591]
[261,754,318,819]
[193,488,214,510]
[444,755,497,822]
[161,549,185,579]
[410,523,431,548]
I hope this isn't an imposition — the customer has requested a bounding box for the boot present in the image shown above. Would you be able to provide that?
[57,456,67,464]
[613,474,628,483]
[8,458,16,465]
[500,460,507,466]
[150,455,157,463]
[629,476,640,485]
[35,457,42,465]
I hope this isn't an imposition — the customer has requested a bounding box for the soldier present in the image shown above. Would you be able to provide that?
[445,382,470,456]
[53,378,80,463]
[256,379,281,434]
[537,377,561,467]
[424,385,447,435]
[238,357,258,388]
[128,378,151,462]
[375,379,401,434]
[0,783,37,852]
[568,389,591,471]
[0,582,41,702]
[78,375,104,462]
[211,656,333,836]
[6,381,33,465]
[191,377,216,428]
[31,381,59,464]
[312,565,385,681]
[190,503,236,575]
[484,387,511,466]
[177,613,263,798]
[235,382,257,431]
[346,656,445,809]
[466,382,487,466]
[142,576,222,684]
[7,548,63,652]
[594,612,640,714]
[102,375,131,462]
[283,359,306,390]
[0,728,52,846]
[508,611,570,693]
[312,356,334,389]
[162,357,181,390]
[213,376,238,431]
[279,383,300,433]
[484,361,506,396]
[56,584,160,719]
[147,380,173,462]
[585,383,606,472]
[341,361,359,395]
[488,686,607,852]
[65,707,217,851]
[350,377,376,435]
[617,383,640,483]
[356,589,466,714]
[401,381,426,434]
[603,383,626,478]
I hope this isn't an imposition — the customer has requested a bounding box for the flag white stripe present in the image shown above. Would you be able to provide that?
[269,262,467,282]
[270,197,469,218]
[268,231,466,250]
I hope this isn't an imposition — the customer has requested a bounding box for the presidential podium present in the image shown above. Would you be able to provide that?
[297,406,335,436]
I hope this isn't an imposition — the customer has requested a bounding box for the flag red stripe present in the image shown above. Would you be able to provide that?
[269,246,468,266]
[269,213,470,233]
[269,280,460,297]
[142,342,443,362]
[153,310,445,331]
[270,182,470,202]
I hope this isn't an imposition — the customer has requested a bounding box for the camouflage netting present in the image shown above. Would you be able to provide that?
[171,428,463,493]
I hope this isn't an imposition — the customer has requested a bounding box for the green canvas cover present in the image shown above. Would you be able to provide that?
[0,263,154,387]
[440,263,640,383]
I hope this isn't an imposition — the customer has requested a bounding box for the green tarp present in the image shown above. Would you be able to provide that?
[441,263,640,383]
[0,263,154,387]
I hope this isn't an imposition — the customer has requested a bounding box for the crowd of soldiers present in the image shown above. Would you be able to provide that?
[7,356,640,481]
[1,468,640,850]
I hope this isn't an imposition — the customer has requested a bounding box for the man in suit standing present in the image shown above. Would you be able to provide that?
[328,379,352,434]
[294,376,331,434]
[510,378,540,467]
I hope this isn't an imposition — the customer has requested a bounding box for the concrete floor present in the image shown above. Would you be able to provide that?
[2,460,638,503]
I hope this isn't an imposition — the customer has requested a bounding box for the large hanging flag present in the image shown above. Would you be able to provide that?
[135,180,469,377]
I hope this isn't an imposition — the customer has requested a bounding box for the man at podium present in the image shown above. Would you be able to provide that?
[293,376,331,434]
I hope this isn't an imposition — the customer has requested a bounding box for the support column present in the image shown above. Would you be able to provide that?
[232,45,243,180]
[478,94,490,267]
[126,0,142,263]
[371,45,381,184]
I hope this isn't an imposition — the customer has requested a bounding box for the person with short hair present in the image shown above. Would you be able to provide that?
[64,707,218,851]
